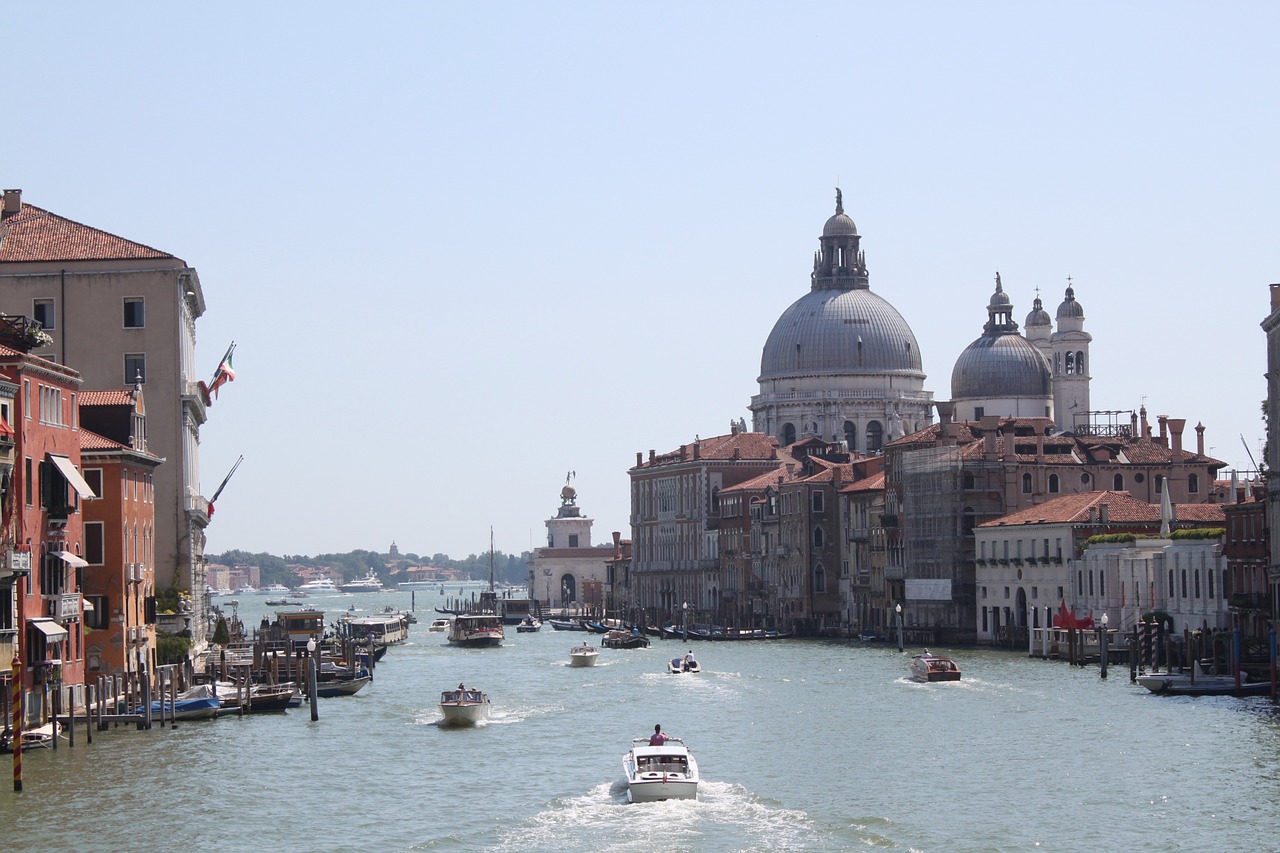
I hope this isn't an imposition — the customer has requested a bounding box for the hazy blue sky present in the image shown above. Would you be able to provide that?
[7,4,1278,561]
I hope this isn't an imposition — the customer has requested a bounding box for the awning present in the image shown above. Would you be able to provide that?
[81,598,94,612]
[47,454,96,499]
[54,551,89,568]
[31,619,68,640]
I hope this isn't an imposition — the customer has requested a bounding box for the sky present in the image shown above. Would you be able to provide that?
[6,4,1279,561]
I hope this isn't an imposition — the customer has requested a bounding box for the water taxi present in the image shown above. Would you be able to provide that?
[439,686,491,726]
[909,651,961,682]
[623,736,699,802]
[569,642,599,667]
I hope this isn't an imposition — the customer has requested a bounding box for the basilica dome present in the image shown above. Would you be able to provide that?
[760,288,923,379]
[951,274,1051,400]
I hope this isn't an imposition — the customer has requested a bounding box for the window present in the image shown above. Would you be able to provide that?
[84,594,109,630]
[85,522,104,564]
[974,406,985,419]
[1155,475,1164,494]
[1188,473,1199,494]
[843,420,857,452]
[33,298,54,330]
[1022,473,1032,494]
[124,353,146,384]
[83,468,102,499]
[811,491,824,513]
[123,297,145,328]
[813,527,824,548]
[1113,473,1124,491]
[24,456,32,506]
[814,565,826,593]
[567,534,579,548]
[866,421,883,452]
[1003,586,1010,599]
[782,423,796,445]
[1049,474,1060,494]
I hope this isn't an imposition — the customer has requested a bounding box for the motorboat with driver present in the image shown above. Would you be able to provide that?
[622,735,699,802]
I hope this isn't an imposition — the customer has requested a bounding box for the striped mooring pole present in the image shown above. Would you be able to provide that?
[12,655,23,792]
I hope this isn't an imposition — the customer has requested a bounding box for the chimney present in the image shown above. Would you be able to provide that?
[680,445,688,460]
[637,452,643,467]
[733,447,741,460]
[1271,283,1280,312]
[1195,422,1205,456]
[1131,411,1139,437]
[693,442,701,460]
[1157,415,1168,447]
[1168,418,1186,454]
[1,188,20,219]
[1088,506,1097,524]
[612,530,621,557]
[648,449,655,463]
[730,420,740,436]
[1099,504,1109,524]
[981,415,1000,460]
[1140,406,1150,438]
[1036,432,1045,461]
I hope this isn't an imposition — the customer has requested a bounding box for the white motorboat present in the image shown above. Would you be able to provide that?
[448,613,504,647]
[569,643,599,667]
[295,578,339,594]
[259,583,290,595]
[909,651,961,683]
[428,618,451,632]
[439,687,491,726]
[340,571,384,593]
[623,736,699,802]
[667,656,701,674]
[1136,662,1269,697]
[235,585,257,595]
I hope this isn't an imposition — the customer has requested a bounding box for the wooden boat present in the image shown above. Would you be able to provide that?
[439,687,491,726]
[909,652,961,683]
[581,620,610,634]
[548,619,586,631]
[448,613,504,647]
[603,629,649,649]
[623,736,699,802]
[215,681,299,712]
[569,642,600,667]
[135,685,222,720]
[1137,662,1270,696]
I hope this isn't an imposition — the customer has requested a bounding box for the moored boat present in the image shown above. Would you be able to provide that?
[623,736,699,802]
[134,685,222,720]
[295,578,339,594]
[448,613,504,647]
[569,642,599,667]
[909,651,961,683]
[314,674,373,697]
[439,686,491,726]
[1137,662,1269,696]
[548,618,586,631]
[603,629,649,649]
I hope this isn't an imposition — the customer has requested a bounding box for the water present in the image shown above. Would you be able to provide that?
[4,588,1280,852]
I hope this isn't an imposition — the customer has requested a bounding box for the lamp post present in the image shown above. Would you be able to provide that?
[1099,612,1109,679]
[682,601,689,641]
[896,603,904,652]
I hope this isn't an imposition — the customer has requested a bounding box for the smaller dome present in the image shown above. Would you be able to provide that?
[988,272,1011,309]
[1057,285,1084,319]
[823,212,857,237]
[1025,296,1051,328]
[951,334,1052,400]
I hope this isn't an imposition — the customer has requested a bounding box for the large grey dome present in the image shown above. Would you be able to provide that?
[760,288,923,378]
[951,333,1051,399]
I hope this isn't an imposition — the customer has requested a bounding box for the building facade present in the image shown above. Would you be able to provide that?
[528,483,610,610]
[0,189,213,661]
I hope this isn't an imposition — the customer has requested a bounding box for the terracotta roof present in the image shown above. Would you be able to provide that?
[981,490,1225,527]
[79,429,126,451]
[0,202,173,263]
[720,465,791,494]
[80,390,134,406]
[635,431,780,469]
[841,471,886,493]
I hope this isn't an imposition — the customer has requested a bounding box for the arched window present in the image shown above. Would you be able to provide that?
[782,423,796,445]
[1188,473,1199,494]
[710,486,720,514]
[814,564,826,593]
[1049,474,1060,493]
[962,507,976,536]
[1022,473,1032,494]
[1155,475,1164,494]
[843,420,857,452]
[813,527,824,548]
[866,421,883,452]
[1065,352,1075,375]
[1194,570,1201,598]
[1113,473,1124,491]
[1076,351,1085,374]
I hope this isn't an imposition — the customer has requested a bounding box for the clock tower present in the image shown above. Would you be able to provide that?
[1050,282,1092,433]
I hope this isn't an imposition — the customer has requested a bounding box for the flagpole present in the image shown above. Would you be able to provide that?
[209,341,236,386]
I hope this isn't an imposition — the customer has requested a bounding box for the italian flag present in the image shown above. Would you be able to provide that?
[210,352,236,398]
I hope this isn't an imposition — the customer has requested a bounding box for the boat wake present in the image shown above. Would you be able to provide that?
[481,780,827,852]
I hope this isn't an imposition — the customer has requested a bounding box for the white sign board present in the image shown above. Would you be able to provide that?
[906,579,952,601]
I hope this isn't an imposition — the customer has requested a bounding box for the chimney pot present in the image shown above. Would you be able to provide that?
[1,188,20,218]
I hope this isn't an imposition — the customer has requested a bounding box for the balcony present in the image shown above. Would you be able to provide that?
[1230,593,1269,611]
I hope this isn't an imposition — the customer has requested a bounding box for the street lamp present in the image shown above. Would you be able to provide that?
[895,603,904,652]
[1100,612,1109,679]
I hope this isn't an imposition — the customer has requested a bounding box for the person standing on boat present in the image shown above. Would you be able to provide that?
[649,724,672,746]
[683,650,696,669]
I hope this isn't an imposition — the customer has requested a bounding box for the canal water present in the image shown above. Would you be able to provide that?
[4,588,1280,852]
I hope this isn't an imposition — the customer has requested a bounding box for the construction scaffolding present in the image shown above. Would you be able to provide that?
[898,446,974,641]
